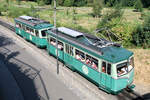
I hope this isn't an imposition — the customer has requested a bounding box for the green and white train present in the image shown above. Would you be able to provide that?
[15,16,135,94]
[15,16,53,48]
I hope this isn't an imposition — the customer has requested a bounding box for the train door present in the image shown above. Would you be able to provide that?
[35,30,40,46]
[64,43,74,66]
[57,41,64,60]
[100,61,112,89]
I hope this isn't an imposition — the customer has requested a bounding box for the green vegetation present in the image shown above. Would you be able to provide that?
[0,0,150,48]
[132,14,150,48]
[92,0,103,17]
[134,0,143,12]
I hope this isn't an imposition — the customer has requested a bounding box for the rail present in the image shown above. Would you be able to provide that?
[0,20,15,32]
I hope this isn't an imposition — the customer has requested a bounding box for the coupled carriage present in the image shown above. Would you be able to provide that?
[15,16,135,94]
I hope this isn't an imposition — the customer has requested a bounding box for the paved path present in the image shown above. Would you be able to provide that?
[0,59,24,100]
[0,26,80,100]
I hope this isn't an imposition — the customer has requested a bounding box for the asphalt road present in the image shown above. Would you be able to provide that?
[0,26,81,100]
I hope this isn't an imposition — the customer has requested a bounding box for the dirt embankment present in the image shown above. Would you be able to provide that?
[131,49,150,89]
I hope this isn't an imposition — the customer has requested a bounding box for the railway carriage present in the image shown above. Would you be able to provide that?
[46,27,135,94]
[14,16,53,48]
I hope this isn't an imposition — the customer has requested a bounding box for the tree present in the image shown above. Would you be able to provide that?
[58,0,65,6]
[63,0,74,7]
[5,0,9,6]
[132,15,150,48]
[134,0,143,12]
[17,0,21,5]
[92,0,103,17]
[74,0,87,7]
[141,0,150,8]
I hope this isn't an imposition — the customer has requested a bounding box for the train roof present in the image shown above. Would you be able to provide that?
[14,16,53,29]
[47,27,133,63]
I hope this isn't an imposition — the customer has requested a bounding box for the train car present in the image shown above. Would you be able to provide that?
[46,27,135,94]
[14,16,53,48]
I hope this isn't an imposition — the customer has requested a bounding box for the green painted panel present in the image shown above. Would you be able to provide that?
[129,69,134,84]
[72,58,100,84]
[112,78,128,92]
[48,45,64,60]
[64,53,73,66]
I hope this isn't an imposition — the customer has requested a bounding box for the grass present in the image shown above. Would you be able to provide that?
[131,49,150,86]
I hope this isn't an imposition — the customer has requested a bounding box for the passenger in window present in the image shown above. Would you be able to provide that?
[86,59,92,65]
[58,43,63,50]
[92,62,97,70]
[16,24,19,28]
[76,54,81,60]
[81,57,85,62]
[102,66,106,73]
[52,41,56,46]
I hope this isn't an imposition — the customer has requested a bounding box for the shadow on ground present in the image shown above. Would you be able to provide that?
[0,35,49,100]
[116,89,150,100]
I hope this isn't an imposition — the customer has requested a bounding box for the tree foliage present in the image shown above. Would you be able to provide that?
[134,0,143,12]
[92,0,103,17]
[64,0,74,7]
[132,15,150,48]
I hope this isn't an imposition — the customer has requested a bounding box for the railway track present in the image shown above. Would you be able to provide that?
[0,19,146,100]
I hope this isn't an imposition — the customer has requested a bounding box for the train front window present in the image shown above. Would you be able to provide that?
[117,57,134,77]
[117,62,128,77]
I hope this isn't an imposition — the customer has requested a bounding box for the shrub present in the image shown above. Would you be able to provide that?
[92,0,103,17]
[134,0,143,12]
[63,0,74,7]
[132,15,150,48]
[7,6,31,18]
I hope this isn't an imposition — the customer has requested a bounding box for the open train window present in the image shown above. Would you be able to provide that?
[18,23,22,29]
[58,41,64,51]
[41,30,47,37]
[117,62,128,77]
[75,49,85,62]
[30,28,34,35]
[102,62,106,73]
[26,27,30,33]
[86,54,98,70]
[16,23,19,28]
[102,61,111,75]
[50,37,56,46]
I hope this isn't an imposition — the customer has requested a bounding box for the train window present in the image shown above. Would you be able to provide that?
[107,63,111,75]
[58,41,64,51]
[35,30,39,37]
[117,62,128,77]
[22,25,26,30]
[16,23,19,28]
[50,37,56,46]
[26,27,30,33]
[75,49,85,62]
[102,62,106,73]
[30,28,34,35]
[18,23,22,29]
[86,54,98,70]
[41,30,47,37]
[70,46,73,56]
[65,44,73,56]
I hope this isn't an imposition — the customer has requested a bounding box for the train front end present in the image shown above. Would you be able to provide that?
[112,56,135,94]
